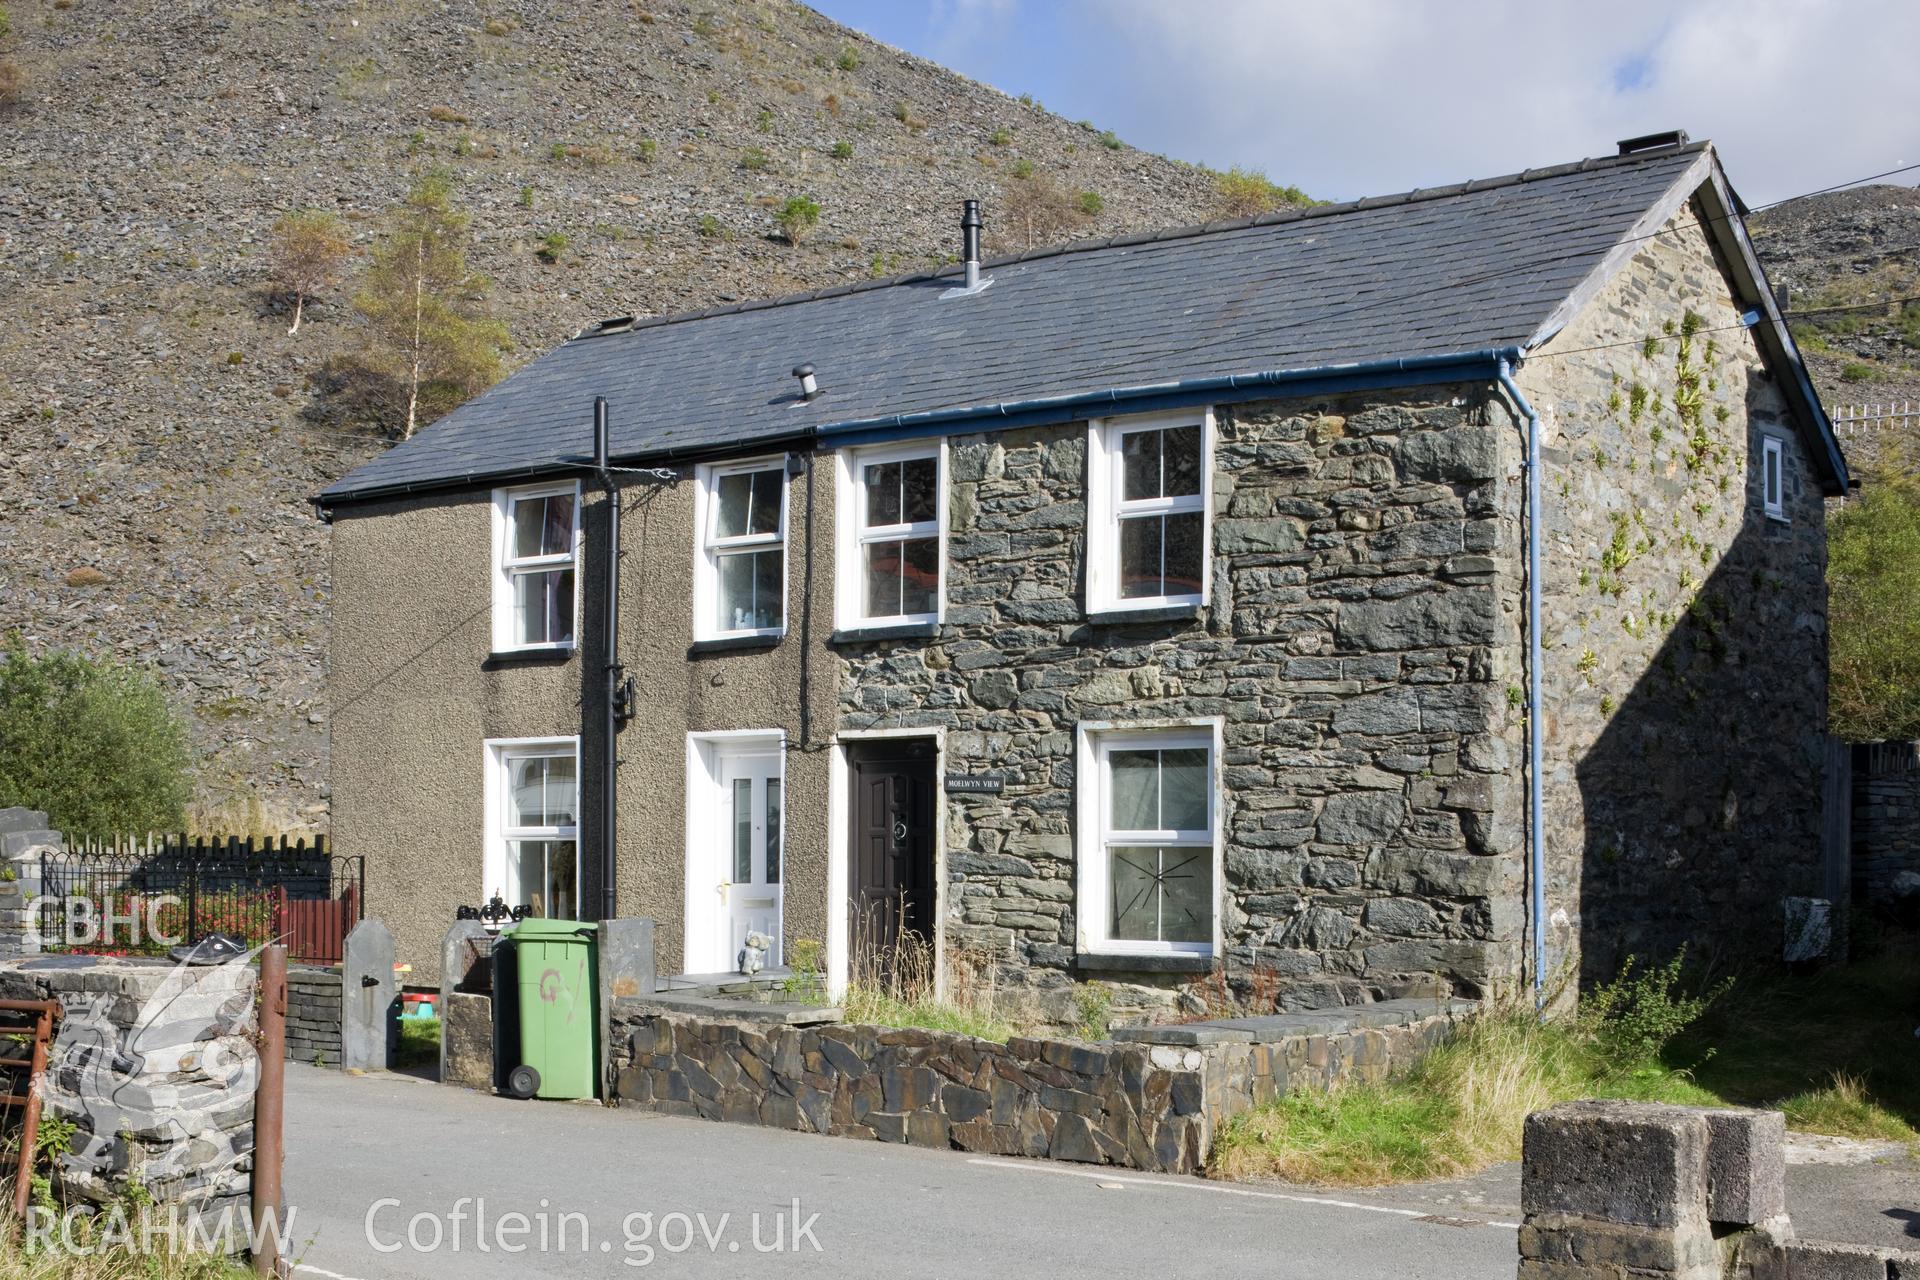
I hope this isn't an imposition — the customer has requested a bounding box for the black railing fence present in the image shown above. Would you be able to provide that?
[31,834,364,965]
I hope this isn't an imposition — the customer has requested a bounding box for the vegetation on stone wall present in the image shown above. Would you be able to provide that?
[1211,943,1919,1185]
[0,639,191,835]
[1828,469,1920,741]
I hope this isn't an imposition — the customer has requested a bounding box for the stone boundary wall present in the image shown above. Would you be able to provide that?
[1520,1099,1920,1279]
[610,997,1467,1174]
[1853,741,1920,908]
[286,966,343,1065]
[0,955,260,1252]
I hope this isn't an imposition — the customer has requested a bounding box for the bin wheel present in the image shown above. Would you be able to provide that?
[507,1064,540,1099]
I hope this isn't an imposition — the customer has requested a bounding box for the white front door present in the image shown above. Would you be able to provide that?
[713,748,783,971]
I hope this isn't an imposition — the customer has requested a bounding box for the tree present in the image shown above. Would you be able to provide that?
[353,170,509,439]
[1828,469,1920,741]
[999,172,1087,251]
[268,209,352,335]
[0,639,191,835]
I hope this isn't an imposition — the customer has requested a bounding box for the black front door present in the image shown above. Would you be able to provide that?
[849,740,936,978]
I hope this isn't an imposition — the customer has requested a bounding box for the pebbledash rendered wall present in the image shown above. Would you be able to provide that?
[610,997,1469,1174]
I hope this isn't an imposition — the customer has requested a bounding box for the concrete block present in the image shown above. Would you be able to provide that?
[1521,1100,1709,1230]
[1696,1107,1787,1226]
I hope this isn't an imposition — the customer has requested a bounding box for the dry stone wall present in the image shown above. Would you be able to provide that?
[836,389,1518,1016]
[1853,741,1920,910]
[0,956,260,1251]
[611,996,1468,1174]
[284,966,343,1065]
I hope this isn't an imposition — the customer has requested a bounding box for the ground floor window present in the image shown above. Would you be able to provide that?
[1076,722,1220,956]
[486,738,581,920]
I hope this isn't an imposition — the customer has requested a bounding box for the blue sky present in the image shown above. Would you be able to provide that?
[811,0,1920,206]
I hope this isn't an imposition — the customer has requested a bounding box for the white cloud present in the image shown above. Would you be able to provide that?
[1077,0,1920,204]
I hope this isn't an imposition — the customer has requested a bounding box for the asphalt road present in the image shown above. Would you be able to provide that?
[280,1064,1519,1279]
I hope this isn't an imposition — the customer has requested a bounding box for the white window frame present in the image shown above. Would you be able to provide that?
[1085,408,1213,613]
[834,439,947,629]
[1074,718,1224,958]
[693,455,790,641]
[1761,436,1787,522]
[482,736,582,922]
[490,481,582,654]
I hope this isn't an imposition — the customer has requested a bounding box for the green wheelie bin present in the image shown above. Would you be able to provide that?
[501,918,599,1100]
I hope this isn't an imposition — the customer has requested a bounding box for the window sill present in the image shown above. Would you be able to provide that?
[829,620,940,645]
[1085,602,1204,626]
[688,633,783,656]
[483,646,575,669]
[1764,511,1791,526]
[1076,950,1214,975]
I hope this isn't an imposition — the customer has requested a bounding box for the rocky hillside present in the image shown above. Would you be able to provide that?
[1749,183,1920,469]
[0,0,1233,832]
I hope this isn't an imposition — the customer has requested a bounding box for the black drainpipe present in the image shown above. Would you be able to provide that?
[593,396,629,921]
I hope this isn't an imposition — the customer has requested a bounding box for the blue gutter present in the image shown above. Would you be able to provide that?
[1496,360,1549,1005]
[816,348,1528,447]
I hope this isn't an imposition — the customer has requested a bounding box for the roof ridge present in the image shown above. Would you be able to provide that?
[571,140,1714,343]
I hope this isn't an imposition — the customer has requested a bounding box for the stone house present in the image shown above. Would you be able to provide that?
[315,134,1848,1021]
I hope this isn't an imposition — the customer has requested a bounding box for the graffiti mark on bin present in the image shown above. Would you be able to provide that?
[539,969,562,1004]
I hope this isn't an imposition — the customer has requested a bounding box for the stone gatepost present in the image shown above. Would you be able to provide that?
[342,918,397,1071]
[595,917,656,1101]
[1520,1100,1725,1279]
[439,920,493,1090]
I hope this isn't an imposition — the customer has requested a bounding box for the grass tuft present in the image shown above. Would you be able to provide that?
[1213,941,1918,1187]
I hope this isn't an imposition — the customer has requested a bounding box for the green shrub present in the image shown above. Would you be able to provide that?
[755,107,773,133]
[1211,165,1313,217]
[1076,189,1103,216]
[738,146,768,171]
[1010,157,1033,179]
[637,138,657,163]
[1839,361,1877,383]
[0,640,192,835]
[836,45,859,71]
[696,213,725,239]
[0,7,10,38]
[1580,949,1728,1064]
[830,140,852,160]
[989,127,1012,146]
[1829,471,1920,739]
[517,184,534,208]
[535,230,568,263]
[775,195,820,245]
[1097,130,1122,150]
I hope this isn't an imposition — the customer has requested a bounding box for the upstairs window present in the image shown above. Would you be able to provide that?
[1087,411,1211,612]
[695,458,788,639]
[1762,436,1786,521]
[838,443,944,627]
[492,483,579,652]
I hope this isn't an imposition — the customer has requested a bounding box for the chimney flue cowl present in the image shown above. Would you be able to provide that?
[792,363,820,401]
[943,199,992,299]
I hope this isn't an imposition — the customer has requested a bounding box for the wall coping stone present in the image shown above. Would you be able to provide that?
[614,992,843,1025]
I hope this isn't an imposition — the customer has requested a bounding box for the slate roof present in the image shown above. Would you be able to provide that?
[317,141,1809,507]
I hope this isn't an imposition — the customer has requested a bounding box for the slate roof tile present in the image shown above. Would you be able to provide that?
[320,144,1710,505]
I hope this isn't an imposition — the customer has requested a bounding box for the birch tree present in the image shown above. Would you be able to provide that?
[267,209,351,335]
[353,171,508,438]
